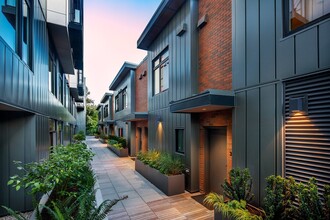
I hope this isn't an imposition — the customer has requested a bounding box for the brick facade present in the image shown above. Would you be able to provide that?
[134,56,149,153]
[198,0,232,193]
[198,0,232,92]
[135,57,148,112]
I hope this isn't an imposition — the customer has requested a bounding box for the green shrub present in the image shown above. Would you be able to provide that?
[108,139,118,145]
[264,175,298,220]
[108,135,126,148]
[73,131,86,141]
[222,168,254,202]
[296,178,324,220]
[99,133,107,140]
[204,193,262,220]
[324,185,330,220]
[137,150,184,175]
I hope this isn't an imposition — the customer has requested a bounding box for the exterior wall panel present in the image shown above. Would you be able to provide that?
[319,20,330,69]
[295,28,318,75]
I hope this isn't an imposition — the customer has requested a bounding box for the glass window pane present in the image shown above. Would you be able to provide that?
[176,129,184,154]
[0,0,16,50]
[154,67,160,94]
[161,62,169,91]
[289,0,330,31]
[22,0,30,65]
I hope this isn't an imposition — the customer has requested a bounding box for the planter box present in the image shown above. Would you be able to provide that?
[99,138,107,144]
[214,211,231,220]
[108,145,128,157]
[135,159,185,196]
[213,203,264,220]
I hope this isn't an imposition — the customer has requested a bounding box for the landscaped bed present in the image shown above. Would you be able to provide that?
[135,150,185,196]
[107,135,128,157]
[3,141,126,219]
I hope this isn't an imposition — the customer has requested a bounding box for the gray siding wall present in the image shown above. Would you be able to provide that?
[147,0,199,192]
[0,112,36,216]
[0,3,76,124]
[232,0,330,205]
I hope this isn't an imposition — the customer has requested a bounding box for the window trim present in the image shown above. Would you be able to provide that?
[153,47,169,96]
[283,0,330,37]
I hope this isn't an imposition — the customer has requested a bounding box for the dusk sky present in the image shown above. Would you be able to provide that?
[84,0,162,104]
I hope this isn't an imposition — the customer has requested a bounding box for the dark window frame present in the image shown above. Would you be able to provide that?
[175,128,185,154]
[153,47,169,95]
[104,104,109,118]
[115,94,119,112]
[283,0,330,36]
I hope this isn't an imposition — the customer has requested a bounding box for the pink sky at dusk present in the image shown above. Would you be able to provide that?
[84,0,161,104]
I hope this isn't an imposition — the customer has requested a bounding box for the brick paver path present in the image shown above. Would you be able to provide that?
[86,136,214,220]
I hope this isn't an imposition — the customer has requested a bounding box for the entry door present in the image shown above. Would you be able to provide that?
[137,127,142,151]
[208,128,227,194]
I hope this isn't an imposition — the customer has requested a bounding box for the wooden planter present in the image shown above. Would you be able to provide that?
[135,159,185,196]
[108,145,128,157]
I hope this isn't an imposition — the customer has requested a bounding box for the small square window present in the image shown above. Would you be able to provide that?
[175,129,184,154]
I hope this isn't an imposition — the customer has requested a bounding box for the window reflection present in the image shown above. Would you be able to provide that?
[289,0,330,31]
[0,0,16,50]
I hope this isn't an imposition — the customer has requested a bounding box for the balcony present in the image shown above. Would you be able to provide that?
[69,1,83,70]
[47,0,74,74]
[67,69,84,102]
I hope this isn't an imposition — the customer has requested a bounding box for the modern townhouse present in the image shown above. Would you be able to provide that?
[97,92,114,135]
[109,62,137,156]
[0,0,85,215]
[137,0,233,193]
[232,0,330,205]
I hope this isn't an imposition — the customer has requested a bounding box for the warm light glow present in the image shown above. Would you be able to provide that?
[202,108,207,111]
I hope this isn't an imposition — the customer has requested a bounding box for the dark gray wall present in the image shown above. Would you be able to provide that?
[0,112,36,216]
[232,0,330,205]
[147,0,199,192]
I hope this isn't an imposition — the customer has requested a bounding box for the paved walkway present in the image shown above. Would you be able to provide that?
[86,136,214,220]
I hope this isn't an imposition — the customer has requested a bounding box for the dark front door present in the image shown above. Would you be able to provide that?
[137,127,142,151]
[208,128,227,194]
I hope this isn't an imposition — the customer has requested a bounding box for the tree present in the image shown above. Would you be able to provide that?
[85,88,98,135]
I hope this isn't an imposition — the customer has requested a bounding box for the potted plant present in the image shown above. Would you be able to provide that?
[204,168,265,220]
[107,136,128,157]
[135,150,185,196]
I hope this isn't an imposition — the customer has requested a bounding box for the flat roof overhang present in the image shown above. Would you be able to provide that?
[122,112,148,122]
[48,23,75,74]
[137,0,186,50]
[104,119,115,124]
[170,90,235,113]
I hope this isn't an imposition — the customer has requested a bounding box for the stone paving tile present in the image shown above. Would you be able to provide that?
[86,136,214,220]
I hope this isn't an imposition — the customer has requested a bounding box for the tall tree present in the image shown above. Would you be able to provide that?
[85,88,98,135]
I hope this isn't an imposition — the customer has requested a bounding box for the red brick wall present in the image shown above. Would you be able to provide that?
[198,0,232,92]
[135,57,148,112]
[199,110,232,193]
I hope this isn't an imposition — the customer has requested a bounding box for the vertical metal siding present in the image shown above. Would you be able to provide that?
[284,72,330,190]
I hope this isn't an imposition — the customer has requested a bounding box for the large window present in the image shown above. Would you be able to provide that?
[104,104,108,118]
[153,48,169,95]
[122,88,127,109]
[285,0,330,33]
[115,87,128,112]
[0,0,32,67]
[115,95,119,112]
[175,129,185,154]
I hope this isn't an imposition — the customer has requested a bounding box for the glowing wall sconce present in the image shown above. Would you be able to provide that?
[289,95,308,116]
[156,115,162,124]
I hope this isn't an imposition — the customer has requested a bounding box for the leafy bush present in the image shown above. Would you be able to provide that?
[137,150,184,175]
[73,131,86,141]
[264,175,298,220]
[296,178,325,220]
[108,135,126,148]
[5,142,127,219]
[8,143,94,197]
[222,168,254,202]
[99,133,107,140]
[204,193,262,220]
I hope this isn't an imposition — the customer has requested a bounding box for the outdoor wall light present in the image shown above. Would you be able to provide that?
[156,115,162,123]
[289,95,308,116]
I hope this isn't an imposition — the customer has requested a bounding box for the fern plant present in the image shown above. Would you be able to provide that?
[221,168,254,202]
[203,193,262,220]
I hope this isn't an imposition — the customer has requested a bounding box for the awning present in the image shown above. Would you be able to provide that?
[122,112,148,122]
[170,89,235,113]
